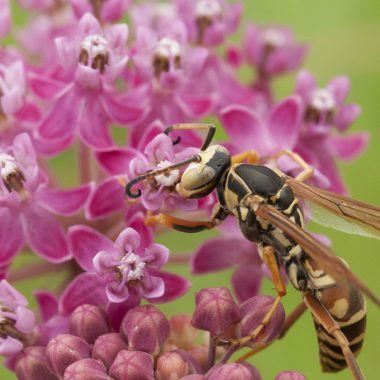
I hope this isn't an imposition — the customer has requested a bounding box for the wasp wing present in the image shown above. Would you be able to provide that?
[286,177,380,239]
[256,204,380,308]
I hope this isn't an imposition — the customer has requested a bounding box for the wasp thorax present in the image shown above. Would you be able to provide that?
[79,34,109,73]
[0,153,26,193]
[306,89,336,124]
[154,160,180,187]
[153,38,181,78]
[117,253,146,282]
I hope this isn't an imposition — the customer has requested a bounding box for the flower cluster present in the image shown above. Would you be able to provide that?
[0,0,367,379]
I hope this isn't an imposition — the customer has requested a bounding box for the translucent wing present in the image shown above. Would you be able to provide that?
[256,204,380,308]
[286,177,380,239]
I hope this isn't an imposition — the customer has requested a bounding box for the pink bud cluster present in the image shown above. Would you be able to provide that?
[0,0,367,379]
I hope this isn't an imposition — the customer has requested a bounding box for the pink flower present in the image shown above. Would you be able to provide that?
[176,0,242,46]
[0,134,91,265]
[0,0,11,38]
[0,280,36,356]
[33,13,145,149]
[294,70,368,193]
[60,226,190,312]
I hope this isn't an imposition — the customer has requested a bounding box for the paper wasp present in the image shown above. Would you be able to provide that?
[125,123,380,380]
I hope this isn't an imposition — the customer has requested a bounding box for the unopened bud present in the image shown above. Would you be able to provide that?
[275,371,308,380]
[46,334,91,378]
[166,315,198,350]
[239,296,285,347]
[181,376,206,380]
[192,287,240,336]
[92,333,128,370]
[156,351,189,380]
[15,346,58,380]
[63,358,109,380]
[69,304,109,344]
[207,363,259,380]
[109,350,154,380]
[120,305,169,354]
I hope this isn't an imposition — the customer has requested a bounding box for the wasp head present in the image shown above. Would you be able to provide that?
[176,145,231,198]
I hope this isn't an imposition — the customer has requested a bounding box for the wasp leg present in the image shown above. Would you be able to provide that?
[231,150,260,165]
[303,291,365,380]
[269,149,314,182]
[228,246,286,348]
[164,123,216,150]
[236,301,307,362]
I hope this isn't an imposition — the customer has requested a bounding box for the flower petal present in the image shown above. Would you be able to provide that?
[231,263,263,303]
[114,228,141,253]
[328,133,369,161]
[335,104,361,131]
[69,225,115,271]
[144,244,169,269]
[34,290,58,322]
[37,183,93,216]
[95,148,142,175]
[59,273,108,314]
[21,203,70,263]
[85,177,125,220]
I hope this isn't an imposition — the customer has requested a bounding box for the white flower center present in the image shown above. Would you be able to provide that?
[155,160,180,187]
[263,28,285,48]
[118,253,146,281]
[80,34,109,72]
[310,89,336,111]
[0,154,18,179]
[196,0,222,18]
[155,38,181,59]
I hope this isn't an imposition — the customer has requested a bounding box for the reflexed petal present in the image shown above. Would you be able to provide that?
[294,70,316,101]
[59,273,108,314]
[191,237,250,273]
[328,75,350,104]
[34,290,58,322]
[69,225,116,271]
[37,183,92,216]
[78,97,113,149]
[93,251,116,275]
[268,96,301,152]
[85,177,125,220]
[148,270,190,303]
[144,244,169,268]
[232,262,263,303]
[95,148,142,175]
[114,227,141,253]
[0,336,23,356]
[335,104,361,131]
[0,208,24,266]
[21,204,70,263]
[14,306,35,334]
[106,281,130,303]
[220,105,264,151]
[177,94,215,119]
[328,133,369,161]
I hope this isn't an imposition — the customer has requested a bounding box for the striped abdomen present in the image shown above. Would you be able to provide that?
[313,276,366,372]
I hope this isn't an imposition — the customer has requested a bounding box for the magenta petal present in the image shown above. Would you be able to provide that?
[114,228,141,252]
[106,282,130,303]
[14,306,35,334]
[34,290,58,322]
[232,263,263,303]
[86,178,125,220]
[95,148,142,175]
[59,273,108,314]
[191,237,249,274]
[177,94,215,119]
[21,203,70,263]
[148,270,190,303]
[38,85,77,139]
[0,336,23,356]
[29,73,65,99]
[0,208,24,266]
[106,295,141,330]
[78,98,113,149]
[143,244,169,268]
[294,70,316,100]
[86,177,125,220]
[328,75,350,104]
[268,96,301,152]
[335,104,361,131]
[37,183,92,216]
[142,275,165,299]
[69,225,115,271]
[328,133,369,161]
[220,105,264,151]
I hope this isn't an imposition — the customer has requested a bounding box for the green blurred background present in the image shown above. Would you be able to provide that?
[4,0,380,379]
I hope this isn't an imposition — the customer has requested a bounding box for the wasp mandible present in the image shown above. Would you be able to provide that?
[125,123,380,380]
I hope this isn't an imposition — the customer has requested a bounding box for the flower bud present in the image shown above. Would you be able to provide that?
[15,346,58,380]
[46,334,91,378]
[92,333,128,370]
[69,304,110,344]
[207,363,259,380]
[187,345,208,371]
[240,362,262,380]
[64,358,109,380]
[274,371,308,380]
[180,376,206,380]
[120,305,170,354]
[166,315,198,350]
[239,296,285,347]
[192,287,240,336]
[155,351,189,380]
[109,350,154,380]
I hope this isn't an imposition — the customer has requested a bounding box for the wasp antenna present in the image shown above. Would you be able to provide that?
[125,155,201,199]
